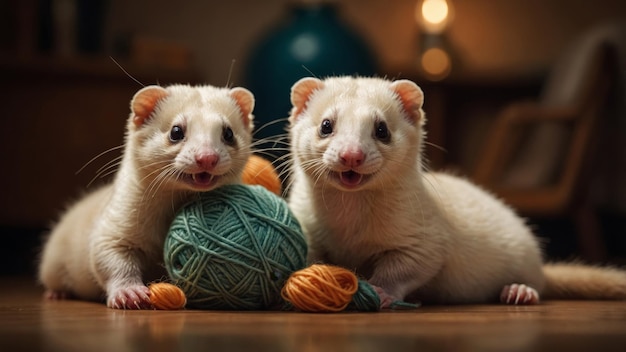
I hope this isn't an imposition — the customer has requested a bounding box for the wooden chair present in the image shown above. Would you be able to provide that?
[472,28,621,262]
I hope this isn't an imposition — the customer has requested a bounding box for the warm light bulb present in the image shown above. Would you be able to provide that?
[420,47,451,80]
[415,0,453,34]
[422,0,448,25]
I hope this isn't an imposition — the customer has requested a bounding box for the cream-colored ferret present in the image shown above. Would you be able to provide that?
[287,76,626,307]
[38,84,254,309]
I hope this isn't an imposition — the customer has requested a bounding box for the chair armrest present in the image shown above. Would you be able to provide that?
[498,102,578,125]
[472,102,577,185]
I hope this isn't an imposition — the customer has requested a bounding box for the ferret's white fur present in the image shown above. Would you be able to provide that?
[287,76,626,305]
[38,84,254,309]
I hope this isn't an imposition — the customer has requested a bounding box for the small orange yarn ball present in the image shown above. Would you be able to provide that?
[281,264,362,312]
[242,155,282,195]
[148,282,187,310]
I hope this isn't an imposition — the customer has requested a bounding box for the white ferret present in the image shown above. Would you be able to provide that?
[287,76,626,307]
[38,84,255,309]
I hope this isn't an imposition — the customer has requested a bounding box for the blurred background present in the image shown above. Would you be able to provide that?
[1,0,625,276]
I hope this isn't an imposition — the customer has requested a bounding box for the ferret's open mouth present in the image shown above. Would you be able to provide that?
[184,172,218,189]
[339,170,364,188]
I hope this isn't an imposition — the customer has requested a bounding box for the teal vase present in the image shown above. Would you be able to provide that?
[244,2,377,158]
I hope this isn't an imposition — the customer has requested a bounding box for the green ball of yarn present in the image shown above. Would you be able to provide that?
[164,184,307,310]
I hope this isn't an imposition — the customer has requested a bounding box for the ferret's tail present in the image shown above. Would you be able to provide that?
[542,262,626,300]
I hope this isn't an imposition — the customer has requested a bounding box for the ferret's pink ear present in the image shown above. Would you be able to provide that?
[131,86,169,127]
[389,80,424,124]
[290,77,325,121]
[229,87,255,130]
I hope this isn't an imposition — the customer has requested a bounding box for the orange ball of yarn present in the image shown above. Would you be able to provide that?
[281,264,360,312]
[242,155,282,195]
[148,282,187,310]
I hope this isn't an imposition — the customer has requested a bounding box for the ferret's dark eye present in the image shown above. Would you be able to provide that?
[169,125,185,142]
[223,126,235,145]
[375,121,391,143]
[319,119,333,137]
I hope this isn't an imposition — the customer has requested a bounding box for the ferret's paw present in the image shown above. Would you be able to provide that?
[44,290,70,300]
[500,283,540,305]
[107,285,152,310]
[372,285,398,309]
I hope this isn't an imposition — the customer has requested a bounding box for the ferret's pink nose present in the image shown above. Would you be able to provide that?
[195,153,219,170]
[339,149,365,168]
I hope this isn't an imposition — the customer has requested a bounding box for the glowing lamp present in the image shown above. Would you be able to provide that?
[416,0,453,34]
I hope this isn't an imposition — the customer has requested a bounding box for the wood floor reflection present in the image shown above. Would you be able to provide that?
[2,277,626,352]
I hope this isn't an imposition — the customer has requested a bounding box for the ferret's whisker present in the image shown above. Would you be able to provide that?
[76,145,124,175]
[110,56,144,87]
[252,118,290,138]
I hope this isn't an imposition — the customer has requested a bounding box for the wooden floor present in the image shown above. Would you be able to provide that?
[2,277,626,352]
